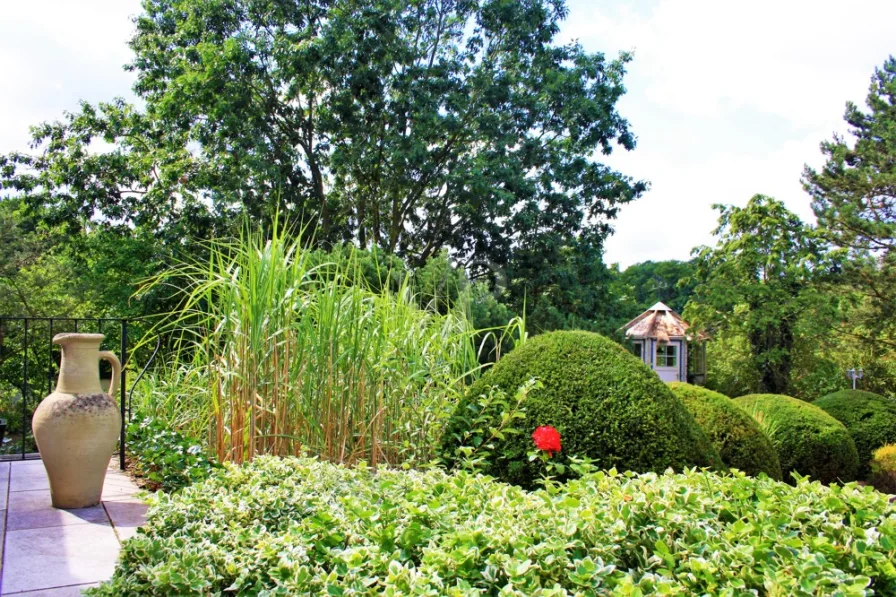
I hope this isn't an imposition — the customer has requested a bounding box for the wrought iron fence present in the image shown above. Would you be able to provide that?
[0,317,159,470]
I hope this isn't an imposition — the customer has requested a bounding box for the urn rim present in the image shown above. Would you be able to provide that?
[52,333,105,345]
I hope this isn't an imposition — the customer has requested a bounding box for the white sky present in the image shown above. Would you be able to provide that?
[1,0,893,268]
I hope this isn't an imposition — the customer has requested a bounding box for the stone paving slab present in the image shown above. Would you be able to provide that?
[8,464,49,484]
[98,482,140,503]
[8,476,49,494]
[103,500,148,532]
[0,459,9,581]
[0,512,6,591]
[8,462,44,474]
[0,459,146,595]
[4,584,99,596]
[6,492,108,532]
[2,524,120,594]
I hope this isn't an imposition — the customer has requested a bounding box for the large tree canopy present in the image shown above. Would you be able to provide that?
[1,0,644,277]
[616,259,696,315]
[803,56,896,346]
[685,195,837,395]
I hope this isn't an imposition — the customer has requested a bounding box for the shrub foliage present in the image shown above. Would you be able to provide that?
[869,444,896,495]
[814,389,896,477]
[668,382,782,480]
[88,457,896,595]
[735,393,859,484]
[127,417,220,492]
[441,331,722,487]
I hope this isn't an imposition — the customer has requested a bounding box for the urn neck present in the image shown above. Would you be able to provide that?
[54,333,104,395]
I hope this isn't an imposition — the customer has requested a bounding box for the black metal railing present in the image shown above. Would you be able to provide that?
[0,316,158,469]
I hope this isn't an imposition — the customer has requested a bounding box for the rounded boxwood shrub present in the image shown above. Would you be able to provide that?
[668,382,782,480]
[869,444,896,494]
[441,331,723,487]
[735,393,859,484]
[813,389,896,477]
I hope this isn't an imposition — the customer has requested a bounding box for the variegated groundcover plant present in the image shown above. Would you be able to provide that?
[89,457,896,596]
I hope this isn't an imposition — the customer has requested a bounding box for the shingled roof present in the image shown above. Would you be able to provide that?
[621,302,690,343]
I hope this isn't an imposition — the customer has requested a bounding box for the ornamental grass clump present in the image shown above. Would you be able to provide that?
[88,456,896,596]
[736,393,860,484]
[668,382,782,480]
[814,389,896,477]
[139,223,509,467]
[441,331,723,487]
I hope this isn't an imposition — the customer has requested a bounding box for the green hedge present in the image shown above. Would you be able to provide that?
[668,382,782,480]
[441,331,722,487]
[735,394,859,484]
[88,457,896,595]
[814,389,896,477]
[869,444,896,495]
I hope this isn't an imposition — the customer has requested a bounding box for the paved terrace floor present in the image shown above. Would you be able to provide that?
[0,459,147,596]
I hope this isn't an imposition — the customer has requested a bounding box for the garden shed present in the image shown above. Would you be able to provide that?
[621,302,705,383]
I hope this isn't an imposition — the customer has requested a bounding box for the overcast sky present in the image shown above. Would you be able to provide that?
[1,0,893,268]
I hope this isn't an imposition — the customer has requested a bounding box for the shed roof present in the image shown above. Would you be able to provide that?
[620,302,690,343]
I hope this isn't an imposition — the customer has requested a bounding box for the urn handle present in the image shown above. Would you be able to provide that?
[100,351,122,400]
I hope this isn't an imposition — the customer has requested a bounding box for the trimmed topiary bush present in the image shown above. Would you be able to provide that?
[814,389,896,477]
[735,394,859,484]
[869,444,896,494]
[668,382,782,480]
[441,331,723,487]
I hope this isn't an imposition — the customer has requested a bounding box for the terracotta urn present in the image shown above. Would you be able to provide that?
[32,333,122,509]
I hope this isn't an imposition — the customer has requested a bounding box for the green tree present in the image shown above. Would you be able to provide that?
[617,259,696,315]
[0,198,171,319]
[802,56,896,348]
[0,100,214,245]
[1,0,644,280]
[413,250,469,315]
[466,280,517,359]
[505,234,623,336]
[685,195,837,395]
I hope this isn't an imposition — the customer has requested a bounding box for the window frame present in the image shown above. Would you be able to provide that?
[655,343,678,368]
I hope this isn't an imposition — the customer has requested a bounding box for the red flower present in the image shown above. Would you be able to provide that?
[532,426,561,456]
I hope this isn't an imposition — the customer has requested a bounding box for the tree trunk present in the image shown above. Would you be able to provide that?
[751,322,793,395]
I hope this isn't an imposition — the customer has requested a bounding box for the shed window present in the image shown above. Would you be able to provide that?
[633,343,642,359]
[656,344,677,368]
